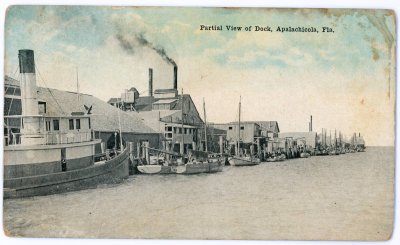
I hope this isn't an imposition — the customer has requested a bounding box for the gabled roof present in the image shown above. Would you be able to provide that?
[107,97,121,104]
[5,75,20,87]
[37,87,158,134]
[134,96,156,111]
[250,121,280,133]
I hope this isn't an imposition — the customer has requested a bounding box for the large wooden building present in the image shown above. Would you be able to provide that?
[107,67,226,154]
[4,76,161,155]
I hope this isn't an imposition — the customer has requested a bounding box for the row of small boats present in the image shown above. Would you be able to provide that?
[137,161,223,174]
[136,149,224,174]
[137,147,366,175]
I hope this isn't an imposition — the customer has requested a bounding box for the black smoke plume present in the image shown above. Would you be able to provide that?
[115,32,176,66]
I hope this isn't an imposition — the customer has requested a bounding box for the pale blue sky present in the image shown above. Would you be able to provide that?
[4,6,396,145]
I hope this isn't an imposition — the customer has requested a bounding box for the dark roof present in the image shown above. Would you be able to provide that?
[134,96,156,111]
[134,94,194,112]
[5,75,20,86]
[107,97,121,103]
[128,87,139,93]
[251,121,280,133]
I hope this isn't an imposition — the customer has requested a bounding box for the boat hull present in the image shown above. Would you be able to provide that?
[4,147,130,199]
[175,161,223,174]
[266,155,286,162]
[228,157,260,166]
[137,165,172,174]
[300,153,310,158]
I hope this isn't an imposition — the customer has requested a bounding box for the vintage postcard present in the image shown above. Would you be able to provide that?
[2,5,396,241]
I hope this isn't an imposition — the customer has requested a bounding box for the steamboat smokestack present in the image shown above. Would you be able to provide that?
[18,49,45,145]
[173,65,178,90]
[148,68,153,97]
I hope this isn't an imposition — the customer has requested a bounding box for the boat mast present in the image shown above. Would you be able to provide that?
[334,129,337,149]
[181,88,184,155]
[237,96,241,156]
[117,101,123,152]
[203,98,208,152]
[321,128,324,149]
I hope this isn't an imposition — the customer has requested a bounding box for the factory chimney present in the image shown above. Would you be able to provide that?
[173,65,178,90]
[18,49,45,145]
[148,68,153,97]
[310,115,313,132]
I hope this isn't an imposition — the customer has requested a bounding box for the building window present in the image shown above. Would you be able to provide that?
[179,128,182,134]
[241,126,244,130]
[88,117,91,129]
[53,120,59,131]
[69,119,74,130]
[184,128,187,134]
[46,121,51,131]
[76,119,81,130]
[38,101,46,114]
[166,133,172,139]
[228,126,232,130]
[173,127,177,133]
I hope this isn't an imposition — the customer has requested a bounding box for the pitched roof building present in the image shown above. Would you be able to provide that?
[105,65,211,153]
[4,76,162,153]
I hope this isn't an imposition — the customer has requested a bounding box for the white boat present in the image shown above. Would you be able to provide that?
[266,154,286,162]
[137,164,173,174]
[229,156,260,166]
[300,152,310,158]
[3,50,130,199]
[137,147,223,175]
[175,160,223,174]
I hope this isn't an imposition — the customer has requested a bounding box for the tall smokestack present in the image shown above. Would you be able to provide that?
[310,115,313,132]
[173,65,178,90]
[148,68,153,97]
[18,49,45,145]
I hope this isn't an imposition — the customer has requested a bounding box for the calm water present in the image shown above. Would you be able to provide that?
[3,147,394,240]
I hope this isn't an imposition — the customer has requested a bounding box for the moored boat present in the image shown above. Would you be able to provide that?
[137,164,173,174]
[228,96,260,167]
[300,152,310,158]
[3,50,130,199]
[266,154,286,162]
[175,160,223,174]
[136,147,223,174]
[228,156,260,166]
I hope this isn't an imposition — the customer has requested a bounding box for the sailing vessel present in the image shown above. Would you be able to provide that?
[176,99,223,173]
[3,50,130,198]
[228,96,260,166]
[136,94,223,174]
